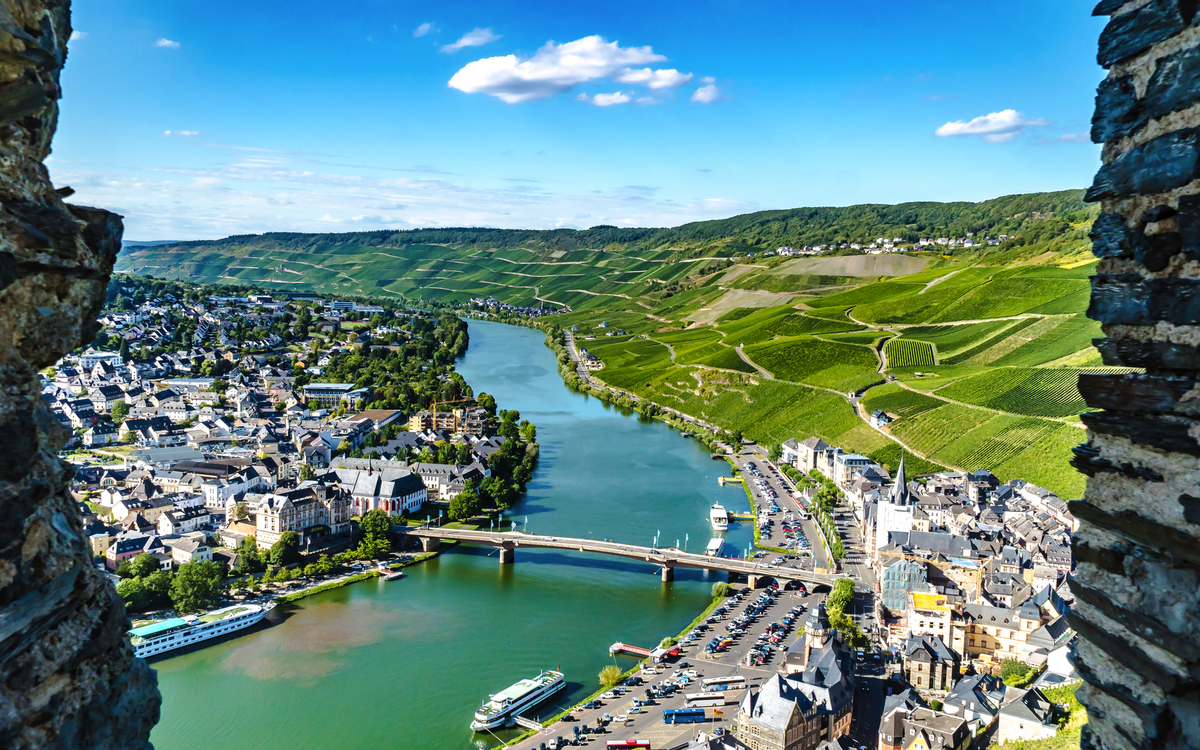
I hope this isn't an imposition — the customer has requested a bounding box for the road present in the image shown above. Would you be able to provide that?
[400,527,842,586]
[730,450,829,573]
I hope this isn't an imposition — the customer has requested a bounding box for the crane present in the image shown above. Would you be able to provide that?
[429,397,476,430]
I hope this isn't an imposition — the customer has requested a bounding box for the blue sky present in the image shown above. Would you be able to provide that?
[55,0,1106,239]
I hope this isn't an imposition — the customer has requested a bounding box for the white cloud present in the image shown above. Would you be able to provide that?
[1058,132,1090,143]
[934,109,1048,143]
[179,130,199,136]
[692,77,719,104]
[69,30,87,42]
[441,28,500,53]
[614,67,692,89]
[163,130,199,137]
[413,22,439,38]
[155,38,180,49]
[448,35,679,103]
[635,96,658,106]
[591,92,631,107]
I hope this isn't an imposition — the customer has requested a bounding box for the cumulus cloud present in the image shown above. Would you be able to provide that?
[441,28,500,53]
[1058,132,1090,143]
[691,77,719,104]
[413,22,439,38]
[69,30,87,42]
[155,38,180,49]
[591,92,631,107]
[448,35,703,104]
[934,109,1048,143]
[614,67,692,89]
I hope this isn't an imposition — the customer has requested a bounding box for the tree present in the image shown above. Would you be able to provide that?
[116,578,149,611]
[128,552,160,579]
[118,338,131,362]
[170,561,225,613]
[359,509,392,542]
[767,443,783,462]
[712,581,731,599]
[110,400,130,423]
[235,536,264,575]
[299,464,315,481]
[599,665,623,688]
[115,559,136,579]
[448,481,482,521]
[269,530,301,566]
[144,569,173,608]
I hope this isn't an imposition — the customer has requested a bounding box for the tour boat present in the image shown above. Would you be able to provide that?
[709,503,729,532]
[705,538,725,557]
[128,602,275,658]
[471,670,566,731]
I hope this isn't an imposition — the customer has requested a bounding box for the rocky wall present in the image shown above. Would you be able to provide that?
[0,1,160,748]
[1074,1,1200,748]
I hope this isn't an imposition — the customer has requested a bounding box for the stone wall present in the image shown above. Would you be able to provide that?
[0,1,160,748]
[1073,1,1200,748]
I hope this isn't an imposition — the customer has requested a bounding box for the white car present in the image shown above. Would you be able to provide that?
[615,714,628,723]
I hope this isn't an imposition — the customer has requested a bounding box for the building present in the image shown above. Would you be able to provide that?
[301,382,370,408]
[942,674,1005,731]
[166,537,212,565]
[333,466,428,516]
[254,482,351,550]
[156,506,211,535]
[996,688,1058,744]
[880,558,928,612]
[901,634,959,693]
[875,458,914,550]
[790,437,830,473]
[739,601,854,750]
[83,421,118,446]
[878,707,970,750]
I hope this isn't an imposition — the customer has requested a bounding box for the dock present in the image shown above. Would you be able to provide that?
[609,642,652,657]
[728,512,755,521]
[718,476,743,486]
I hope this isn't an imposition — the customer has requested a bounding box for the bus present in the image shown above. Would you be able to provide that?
[663,707,707,724]
[702,676,747,691]
[685,693,725,708]
[605,742,652,749]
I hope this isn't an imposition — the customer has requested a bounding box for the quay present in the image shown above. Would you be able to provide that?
[397,525,839,587]
[609,642,652,657]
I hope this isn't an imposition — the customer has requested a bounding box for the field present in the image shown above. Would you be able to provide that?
[936,368,1092,418]
[743,337,881,392]
[883,338,936,368]
[860,384,943,419]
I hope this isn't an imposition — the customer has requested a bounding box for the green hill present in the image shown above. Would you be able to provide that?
[116,189,1103,497]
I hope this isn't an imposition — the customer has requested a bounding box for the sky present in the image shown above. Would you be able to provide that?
[54,0,1108,240]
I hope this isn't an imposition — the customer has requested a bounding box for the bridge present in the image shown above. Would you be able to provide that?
[398,526,840,588]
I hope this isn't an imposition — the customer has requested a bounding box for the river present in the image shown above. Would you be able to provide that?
[149,319,754,750]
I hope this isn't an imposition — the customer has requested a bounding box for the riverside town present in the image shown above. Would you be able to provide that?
[2,4,1184,750]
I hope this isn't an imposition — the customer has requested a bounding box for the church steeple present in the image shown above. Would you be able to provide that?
[891,456,910,505]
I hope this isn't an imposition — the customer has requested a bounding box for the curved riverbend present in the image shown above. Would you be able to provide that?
[149,319,752,750]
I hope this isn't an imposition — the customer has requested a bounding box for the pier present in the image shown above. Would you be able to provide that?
[609,642,652,657]
[398,525,839,587]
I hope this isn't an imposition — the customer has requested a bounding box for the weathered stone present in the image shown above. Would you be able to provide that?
[1093,75,1146,143]
[1086,127,1200,201]
[1094,0,1131,15]
[1080,410,1200,455]
[1146,45,1200,124]
[1094,337,1200,369]
[1078,372,1200,414]
[1178,194,1200,257]
[0,0,160,748]
[1072,443,1167,481]
[1088,274,1200,326]
[1091,212,1134,258]
[1097,0,1189,67]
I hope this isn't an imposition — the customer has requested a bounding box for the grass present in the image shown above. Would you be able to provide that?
[861,384,944,419]
[276,570,380,603]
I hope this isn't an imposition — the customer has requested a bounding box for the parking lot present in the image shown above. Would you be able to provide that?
[503,583,821,750]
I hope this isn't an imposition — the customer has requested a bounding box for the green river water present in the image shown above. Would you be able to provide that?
[149,319,754,750]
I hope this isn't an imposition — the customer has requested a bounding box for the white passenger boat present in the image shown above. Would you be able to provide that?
[705,538,725,557]
[471,670,566,731]
[128,602,275,658]
[709,503,729,531]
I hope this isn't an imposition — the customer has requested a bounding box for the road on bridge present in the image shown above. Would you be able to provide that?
[398,526,842,587]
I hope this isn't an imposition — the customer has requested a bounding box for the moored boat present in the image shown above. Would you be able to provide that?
[128,602,275,658]
[470,670,566,731]
[709,503,729,531]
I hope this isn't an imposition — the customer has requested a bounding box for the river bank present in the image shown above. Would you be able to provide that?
[148,319,754,750]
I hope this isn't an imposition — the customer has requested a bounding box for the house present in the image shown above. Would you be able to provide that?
[996,688,1058,744]
[870,409,893,427]
[89,384,126,413]
[942,674,1005,730]
[166,537,212,565]
[300,382,370,408]
[878,707,970,750]
[901,634,959,693]
[790,437,830,473]
[332,466,428,516]
[83,421,118,446]
[156,506,211,535]
[254,482,352,550]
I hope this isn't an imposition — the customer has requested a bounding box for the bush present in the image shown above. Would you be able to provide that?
[1001,659,1037,687]
[712,581,732,598]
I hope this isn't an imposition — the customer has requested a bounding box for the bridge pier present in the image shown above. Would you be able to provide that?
[661,565,674,582]
[747,574,761,589]
[499,545,514,564]
[420,537,438,553]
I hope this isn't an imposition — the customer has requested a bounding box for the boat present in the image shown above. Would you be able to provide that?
[378,563,404,580]
[709,503,729,531]
[705,538,725,557]
[128,602,275,658]
[471,670,566,731]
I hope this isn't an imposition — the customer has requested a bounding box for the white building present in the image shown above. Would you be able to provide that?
[875,458,915,550]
